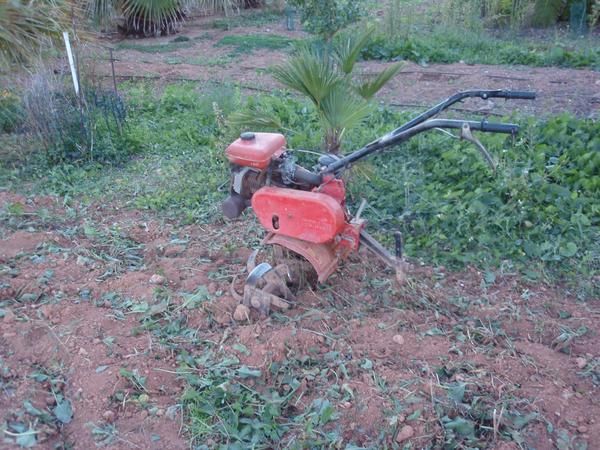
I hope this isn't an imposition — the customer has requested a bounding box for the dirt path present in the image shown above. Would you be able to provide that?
[1,191,599,449]
[99,22,600,118]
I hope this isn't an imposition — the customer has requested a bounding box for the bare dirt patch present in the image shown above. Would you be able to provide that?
[1,192,598,448]
[101,22,600,118]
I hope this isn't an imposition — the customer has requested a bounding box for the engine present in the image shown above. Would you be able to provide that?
[222,132,286,219]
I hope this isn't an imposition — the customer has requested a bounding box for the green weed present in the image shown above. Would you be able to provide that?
[216,34,296,54]
[115,39,194,53]
[209,10,283,30]
[2,85,597,292]
[361,27,600,69]
[179,349,343,448]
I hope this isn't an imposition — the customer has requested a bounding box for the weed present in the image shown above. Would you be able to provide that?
[78,222,145,280]
[119,368,148,392]
[216,34,296,54]
[0,364,75,447]
[115,39,194,53]
[21,68,127,166]
[87,422,121,447]
[577,357,600,385]
[209,10,283,30]
[179,348,343,448]
[361,27,600,69]
[0,89,24,133]
[187,55,234,66]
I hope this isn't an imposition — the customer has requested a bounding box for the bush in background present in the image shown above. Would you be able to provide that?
[21,68,128,166]
[287,0,365,41]
[0,90,24,134]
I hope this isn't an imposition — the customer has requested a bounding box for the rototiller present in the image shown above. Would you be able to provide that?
[222,89,536,315]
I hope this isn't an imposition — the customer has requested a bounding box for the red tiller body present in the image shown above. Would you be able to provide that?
[251,186,346,244]
[222,90,536,286]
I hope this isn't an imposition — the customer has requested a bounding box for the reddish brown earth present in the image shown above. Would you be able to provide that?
[1,191,598,449]
[97,21,600,119]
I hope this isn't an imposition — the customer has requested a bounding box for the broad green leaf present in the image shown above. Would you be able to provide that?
[16,429,37,448]
[443,416,475,437]
[53,400,73,424]
[446,383,466,403]
[237,366,261,378]
[559,242,578,257]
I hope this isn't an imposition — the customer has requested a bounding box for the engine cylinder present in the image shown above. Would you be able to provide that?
[222,194,247,219]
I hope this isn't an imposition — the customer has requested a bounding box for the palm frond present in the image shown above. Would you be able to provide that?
[227,110,283,131]
[197,0,241,17]
[0,0,69,65]
[85,0,117,28]
[334,25,374,75]
[271,46,343,107]
[319,85,371,134]
[355,61,403,100]
[121,0,184,34]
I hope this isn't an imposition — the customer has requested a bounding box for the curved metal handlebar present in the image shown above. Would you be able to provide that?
[288,90,535,184]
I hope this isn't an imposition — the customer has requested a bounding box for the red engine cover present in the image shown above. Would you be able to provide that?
[225,132,285,169]
[252,187,345,244]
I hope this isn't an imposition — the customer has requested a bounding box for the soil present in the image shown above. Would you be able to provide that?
[1,191,598,449]
[2,12,599,450]
[95,21,600,118]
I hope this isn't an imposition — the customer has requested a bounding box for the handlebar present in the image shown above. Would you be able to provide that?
[286,89,536,184]
[321,118,519,175]
[388,89,535,136]
[490,90,536,100]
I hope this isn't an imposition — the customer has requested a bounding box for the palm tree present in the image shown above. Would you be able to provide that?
[0,0,70,65]
[88,0,254,36]
[269,26,402,153]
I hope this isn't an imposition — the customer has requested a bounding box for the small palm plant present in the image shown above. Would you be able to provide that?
[232,27,402,153]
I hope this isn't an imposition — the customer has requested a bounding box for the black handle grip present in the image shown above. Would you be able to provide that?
[489,90,536,100]
[293,165,322,186]
[477,121,520,134]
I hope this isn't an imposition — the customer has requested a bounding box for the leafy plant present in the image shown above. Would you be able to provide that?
[0,90,24,133]
[361,26,600,69]
[216,33,296,54]
[21,68,128,166]
[245,27,402,153]
[287,0,365,41]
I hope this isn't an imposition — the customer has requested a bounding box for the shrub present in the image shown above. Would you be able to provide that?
[0,90,25,133]
[287,0,365,41]
[22,69,128,166]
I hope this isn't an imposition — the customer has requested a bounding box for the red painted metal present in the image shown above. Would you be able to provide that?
[337,221,364,253]
[263,233,340,283]
[225,133,285,169]
[313,175,346,205]
[252,186,346,244]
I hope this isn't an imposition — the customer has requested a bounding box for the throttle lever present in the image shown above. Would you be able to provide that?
[460,123,497,172]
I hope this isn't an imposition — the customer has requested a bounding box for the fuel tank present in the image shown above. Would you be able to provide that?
[225,132,285,169]
[251,187,345,244]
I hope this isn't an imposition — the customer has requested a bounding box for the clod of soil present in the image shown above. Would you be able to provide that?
[233,304,250,321]
[392,334,405,345]
[149,273,166,285]
[396,425,415,443]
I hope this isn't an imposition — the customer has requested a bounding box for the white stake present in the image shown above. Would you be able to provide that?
[63,31,79,97]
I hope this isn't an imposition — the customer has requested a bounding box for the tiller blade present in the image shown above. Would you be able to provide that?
[231,248,299,317]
